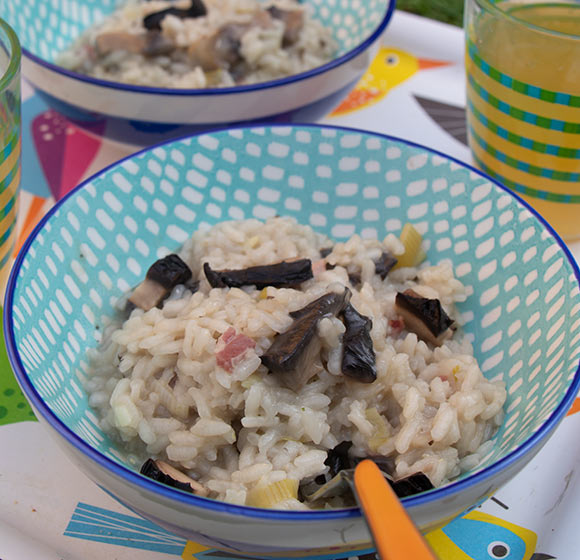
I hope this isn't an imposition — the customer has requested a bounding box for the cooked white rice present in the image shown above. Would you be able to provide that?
[57,0,337,88]
[85,217,506,509]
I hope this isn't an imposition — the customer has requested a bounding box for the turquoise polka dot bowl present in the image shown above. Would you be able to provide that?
[0,0,394,145]
[5,124,580,557]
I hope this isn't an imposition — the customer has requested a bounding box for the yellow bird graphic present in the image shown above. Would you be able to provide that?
[330,46,450,116]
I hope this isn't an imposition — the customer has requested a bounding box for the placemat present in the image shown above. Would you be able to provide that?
[2,11,579,560]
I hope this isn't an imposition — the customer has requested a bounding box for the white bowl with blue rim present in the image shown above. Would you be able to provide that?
[1,0,394,145]
[5,124,580,557]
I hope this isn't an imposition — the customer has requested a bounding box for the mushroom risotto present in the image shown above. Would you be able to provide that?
[85,217,506,509]
[56,0,337,88]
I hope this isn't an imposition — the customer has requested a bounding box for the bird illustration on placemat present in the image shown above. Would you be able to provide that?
[330,47,450,116]
[328,47,471,150]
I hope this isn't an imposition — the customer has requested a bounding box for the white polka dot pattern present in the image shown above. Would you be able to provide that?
[3,0,389,62]
[9,125,580,480]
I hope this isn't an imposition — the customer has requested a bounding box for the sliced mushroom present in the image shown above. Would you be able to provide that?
[301,441,434,504]
[140,458,208,496]
[146,254,193,289]
[325,440,353,477]
[95,30,176,58]
[389,472,434,497]
[324,444,395,479]
[319,247,333,259]
[267,6,304,46]
[394,289,454,346]
[302,469,354,503]
[188,23,248,71]
[251,7,276,29]
[347,270,361,288]
[374,251,398,280]
[204,259,313,290]
[128,278,169,312]
[230,60,251,82]
[341,304,376,383]
[318,246,336,271]
[288,288,351,320]
[261,288,351,389]
[142,31,177,57]
[95,32,147,56]
[301,465,434,504]
[129,254,193,311]
[298,441,356,503]
[188,10,274,78]
[143,0,207,31]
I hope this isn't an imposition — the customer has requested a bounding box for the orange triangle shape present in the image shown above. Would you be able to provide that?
[418,58,452,70]
[14,195,48,256]
[566,397,580,417]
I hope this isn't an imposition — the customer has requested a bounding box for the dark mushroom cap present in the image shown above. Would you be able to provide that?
[140,459,208,496]
[144,0,207,30]
[324,441,353,477]
[319,247,333,259]
[262,289,351,383]
[395,289,454,337]
[389,472,434,498]
[204,259,313,290]
[140,458,194,493]
[147,254,192,291]
[341,304,376,383]
[374,251,398,280]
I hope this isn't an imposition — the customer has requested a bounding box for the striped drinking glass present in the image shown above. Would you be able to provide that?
[0,17,20,294]
[465,0,580,241]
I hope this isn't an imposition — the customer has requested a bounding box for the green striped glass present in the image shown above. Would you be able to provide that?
[464,0,580,241]
[0,18,20,296]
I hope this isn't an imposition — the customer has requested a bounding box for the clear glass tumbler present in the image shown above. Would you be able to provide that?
[0,18,20,294]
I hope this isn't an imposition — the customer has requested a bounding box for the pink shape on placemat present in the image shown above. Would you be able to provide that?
[31,110,104,201]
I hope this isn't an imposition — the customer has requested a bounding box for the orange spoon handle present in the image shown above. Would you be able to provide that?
[353,460,437,560]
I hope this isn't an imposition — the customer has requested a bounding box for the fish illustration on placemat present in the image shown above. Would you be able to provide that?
[63,502,557,560]
[426,510,555,560]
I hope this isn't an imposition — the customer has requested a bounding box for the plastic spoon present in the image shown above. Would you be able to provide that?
[353,460,437,560]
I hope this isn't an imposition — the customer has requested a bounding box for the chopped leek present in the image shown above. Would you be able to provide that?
[245,235,261,249]
[241,373,261,389]
[247,478,299,508]
[394,223,426,269]
[366,407,390,451]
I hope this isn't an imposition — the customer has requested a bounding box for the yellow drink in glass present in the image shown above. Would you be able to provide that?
[465,0,580,241]
[0,18,20,295]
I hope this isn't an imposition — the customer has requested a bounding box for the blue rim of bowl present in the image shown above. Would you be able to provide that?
[5,122,580,523]
[21,0,396,97]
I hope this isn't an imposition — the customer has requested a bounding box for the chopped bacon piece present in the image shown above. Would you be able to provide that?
[216,328,256,372]
[221,327,236,344]
[311,259,327,276]
[389,318,404,331]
